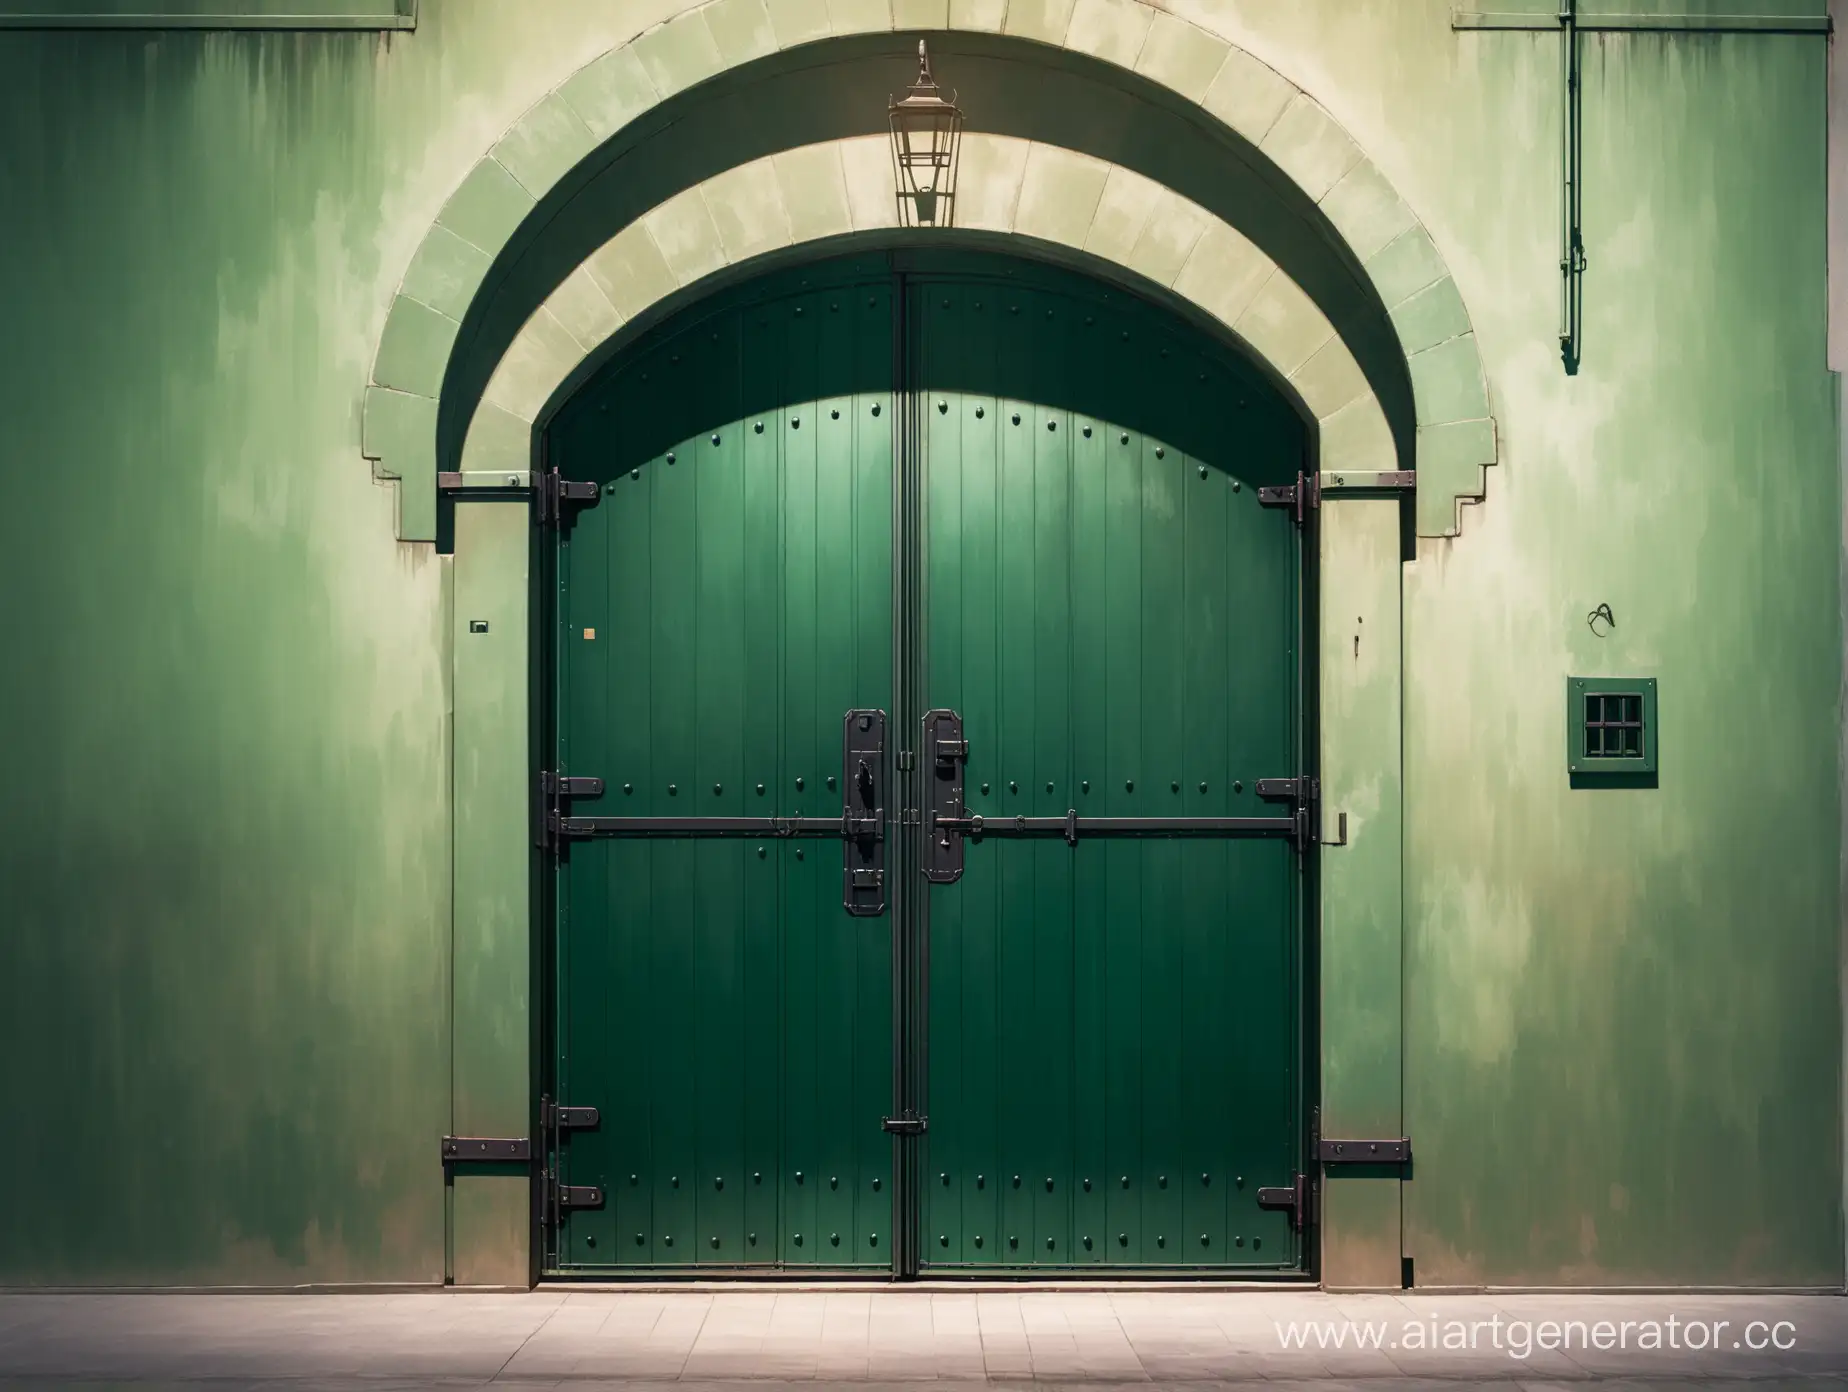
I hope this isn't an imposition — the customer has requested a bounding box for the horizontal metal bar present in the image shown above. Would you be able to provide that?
[441,1136,530,1163]
[0,7,415,28]
[438,470,532,492]
[1319,1138,1411,1165]
[557,815,874,839]
[938,814,1295,838]
[1453,10,1829,32]
[1319,470,1416,494]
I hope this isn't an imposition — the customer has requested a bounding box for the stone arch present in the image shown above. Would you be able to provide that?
[462,134,1390,486]
[362,0,1497,541]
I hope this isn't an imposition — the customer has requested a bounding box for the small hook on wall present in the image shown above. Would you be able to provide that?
[1588,603,1615,637]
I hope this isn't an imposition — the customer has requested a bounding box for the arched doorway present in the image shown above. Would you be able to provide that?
[539,245,1313,1277]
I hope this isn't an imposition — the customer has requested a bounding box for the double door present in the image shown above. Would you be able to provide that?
[542,251,1309,1275]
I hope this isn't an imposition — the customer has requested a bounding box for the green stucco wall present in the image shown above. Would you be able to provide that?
[0,0,1839,1289]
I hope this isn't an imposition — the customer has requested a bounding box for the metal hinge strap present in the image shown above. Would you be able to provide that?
[1320,1138,1410,1165]
[534,466,601,529]
[441,1136,530,1163]
[1256,1172,1310,1232]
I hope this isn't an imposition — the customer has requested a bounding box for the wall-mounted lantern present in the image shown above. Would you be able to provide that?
[889,41,963,227]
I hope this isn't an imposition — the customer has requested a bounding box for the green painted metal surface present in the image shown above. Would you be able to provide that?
[912,264,1306,1269]
[545,251,1307,1274]
[549,260,897,1270]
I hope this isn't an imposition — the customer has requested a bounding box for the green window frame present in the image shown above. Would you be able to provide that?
[1567,676,1657,778]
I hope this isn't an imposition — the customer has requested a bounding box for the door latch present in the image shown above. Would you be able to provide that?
[1257,1172,1310,1232]
[922,709,968,884]
[842,710,887,917]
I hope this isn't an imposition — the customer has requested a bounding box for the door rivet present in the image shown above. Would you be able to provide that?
[1047,420,1056,431]
[975,405,986,418]
[757,845,766,858]
[1045,1177,1053,1191]
[831,1233,840,1246]
[1236,1176,1244,1187]
[1155,447,1165,459]
[974,1235,983,1247]
[1233,781,1243,794]
[636,1233,644,1244]
[873,1178,881,1190]
[1201,1234,1209,1246]
[795,848,804,860]
[630,1174,638,1184]
[1171,781,1180,793]
[1046,781,1054,793]
[827,775,837,790]
[872,403,882,416]
[1081,781,1089,793]
[1083,426,1092,438]
[1157,1236,1165,1247]
[1125,780,1134,792]
[631,469,640,480]
[981,783,990,795]
[755,422,764,433]
[671,1176,679,1187]
[754,1172,762,1183]
[1119,1233,1128,1245]
[665,1235,674,1246]
[831,1176,839,1189]
[870,1233,878,1244]
[976,1175,984,1188]
[713,783,723,795]
[1199,783,1208,794]
[1013,1175,1021,1187]
[1199,466,1208,479]
[757,783,765,795]
[831,410,839,420]
[1235,1235,1244,1246]
[1009,781,1018,794]
[750,1232,758,1244]
[669,784,677,795]
[1232,480,1242,492]
[1202,1173,1210,1184]
[1120,1176,1129,1187]
[715,1177,724,1189]
[1159,1176,1167,1188]
[1011,413,1021,425]
[939,401,948,413]
[794,1233,802,1245]
[1253,1238,1262,1250]
[606,482,617,494]
[1120,433,1129,445]
[1009,1236,1018,1247]
[711,1236,720,1248]
[1083,1235,1093,1249]
[795,1172,803,1182]
[712,434,721,445]
[1047,1237,1055,1249]
[796,777,805,790]
[792,417,800,429]
[1083,1178,1091,1191]
[623,784,633,794]
[941,1172,949,1185]
[666,452,676,464]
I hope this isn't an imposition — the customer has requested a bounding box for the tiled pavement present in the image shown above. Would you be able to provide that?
[0,1287,1843,1388]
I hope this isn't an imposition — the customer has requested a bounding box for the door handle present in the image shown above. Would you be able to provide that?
[842,710,887,916]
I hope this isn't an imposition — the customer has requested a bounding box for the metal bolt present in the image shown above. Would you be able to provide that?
[873,1177,881,1190]
[669,784,677,795]
[1119,1233,1128,1245]
[507,475,518,486]
[1083,1235,1093,1249]
[939,400,949,413]
[631,469,640,480]
[981,783,990,795]
[1200,782,1208,794]
[1235,1235,1244,1247]
[1199,466,1209,479]
[711,1236,720,1248]
[1233,781,1243,794]
[1083,426,1092,438]
[795,1172,803,1183]
[796,777,805,790]
[606,482,617,494]
[750,1232,757,1244]
[1236,1176,1244,1187]
[831,1233,840,1246]
[1121,1176,1129,1187]
[976,1175,984,1188]
[1201,1234,1209,1246]
[757,846,766,859]
[1009,781,1018,794]
[666,452,676,464]
[630,1174,638,1184]
[1253,1238,1261,1250]
[831,409,839,419]
[1171,781,1180,793]
[584,1235,595,1248]
[792,417,800,429]
[712,434,721,445]
[755,421,764,433]
[1013,1175,1021,1187]
[831,1176,838,1189]
[1125,780,1134,792]
[671,1176,679,1187]
[1232,480,1241,492]
[827,775,837,790]
[623,783,632,794]
[715,1177,724,1189]
[974,1235,983,1247]
[665,1235,674,1246]
[941,1172,949,1185]
[754,1172,762,1182]
[1202,1173,1210,1184]
[757,783,765,795]
[1159,1176,1167,1188]
[1081,781,1090,793]
[1012,413,1021,425]
[1157,1235,1165,1247]
[940,1234,949,1246]
[636,1233,644,1244]
[1083,1178,1091,1191]
[794,1233,802,1244]
[1046,1237,1055,1250]
[1046,781,1054,793]
[1045,1177,1053,1191]
[1156,447,1165,459]
[869,1233,878,1244]
[872,403,882,416]
[795,848,803,860]
[1047,419,1056,432]
[1009,1236,1018,1247]
[713,783,723,795]
[1121,432,1129,445]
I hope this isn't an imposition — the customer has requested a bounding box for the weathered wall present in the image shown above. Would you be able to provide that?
[0,0,1838,1288]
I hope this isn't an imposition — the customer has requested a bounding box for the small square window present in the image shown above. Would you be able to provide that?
[1568,678,1657,782]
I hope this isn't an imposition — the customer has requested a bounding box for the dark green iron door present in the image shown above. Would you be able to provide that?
[547,263,897,1271]
[912,266,1305,1271]
[543,251,1307,1276]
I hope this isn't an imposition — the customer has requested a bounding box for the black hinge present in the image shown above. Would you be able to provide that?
[1257,1172,1310,1231]
[548,1176,605,1211]
[534,466,601,529]
[441,1136,530,1163]
[542,1100,601,1132]
[536,770,605,851]
[881,1113,927,1136]
[1320,1138,1411,1165]
[1257,470,1319,527]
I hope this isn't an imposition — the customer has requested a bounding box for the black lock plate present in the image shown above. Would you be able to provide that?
[842,710,887,917]
[923,709,968,884]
